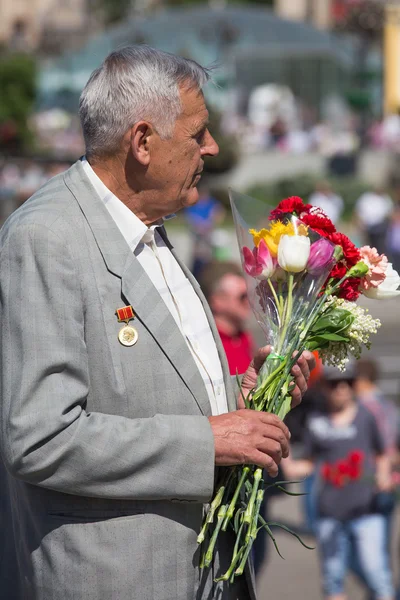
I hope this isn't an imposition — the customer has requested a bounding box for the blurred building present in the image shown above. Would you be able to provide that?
[275,0,333,30]
[0,0,93,54]
[39,5,355,113]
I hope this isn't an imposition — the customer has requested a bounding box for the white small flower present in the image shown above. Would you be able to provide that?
[278,235,310,273]
[318,296,381,370]
[363,263,400,300]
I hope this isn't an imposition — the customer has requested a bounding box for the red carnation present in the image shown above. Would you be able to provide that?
[270,196,312,220]
[301,213,336,237]
[327,232,361,267]
[330,264,347,280]
[339,278,361,301]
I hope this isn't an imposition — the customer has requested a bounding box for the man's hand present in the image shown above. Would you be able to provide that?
[208,410,290,477]
[239,346,316,409]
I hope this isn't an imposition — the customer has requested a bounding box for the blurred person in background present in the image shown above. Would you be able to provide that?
[284,351,325,536]
[355,186,393,252]
[350,359,399,600]
[199,261,255,376]
[184,181,225,278]
[386,198,400,272]
[309,181,344,226]
[354,360,399,535]
[283,364,394,600]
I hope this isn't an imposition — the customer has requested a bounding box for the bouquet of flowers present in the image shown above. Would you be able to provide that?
[198,192,400,582]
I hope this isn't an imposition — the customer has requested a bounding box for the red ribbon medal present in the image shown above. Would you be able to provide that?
[115,305,138,346]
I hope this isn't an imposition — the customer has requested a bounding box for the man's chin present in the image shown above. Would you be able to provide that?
[183,187,200,207]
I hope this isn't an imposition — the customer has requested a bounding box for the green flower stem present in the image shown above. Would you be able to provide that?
[251,488,265,539]
[277,273,294,355]
[235,498,262,580]
[267,279,282,321]
[215,522,246,582]
[203,504,228,568]
[253,360,287,405]
[197,483,226,544]
[222,467,250,531]
[243,468,262,527]
[234,542,254,577]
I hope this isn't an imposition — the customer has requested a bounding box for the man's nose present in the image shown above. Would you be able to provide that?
[201,131,219,157]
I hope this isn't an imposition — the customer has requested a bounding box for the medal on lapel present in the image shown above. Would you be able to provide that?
[115,305,138,347]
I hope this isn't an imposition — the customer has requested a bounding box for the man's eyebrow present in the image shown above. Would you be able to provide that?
[196,119,209,132]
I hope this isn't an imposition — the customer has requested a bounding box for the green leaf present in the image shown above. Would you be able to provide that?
[236,372,251,409]
[267,522,315,550]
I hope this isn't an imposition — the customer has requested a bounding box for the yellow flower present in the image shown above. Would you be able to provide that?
[249,221,308,257]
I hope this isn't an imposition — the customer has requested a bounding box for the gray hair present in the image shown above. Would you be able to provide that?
[79,45,211,158]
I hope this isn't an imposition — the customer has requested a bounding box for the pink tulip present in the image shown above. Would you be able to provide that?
[307,238,335,274]
[243,240,274,279]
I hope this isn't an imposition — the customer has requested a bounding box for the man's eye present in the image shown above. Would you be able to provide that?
[196,129,207,143]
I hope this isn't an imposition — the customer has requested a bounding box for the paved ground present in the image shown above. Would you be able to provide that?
[256,494,400,600]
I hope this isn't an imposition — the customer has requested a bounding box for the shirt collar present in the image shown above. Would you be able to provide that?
[81,156,175,251]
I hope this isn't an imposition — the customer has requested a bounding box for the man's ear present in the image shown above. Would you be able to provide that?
[130,121,153,166]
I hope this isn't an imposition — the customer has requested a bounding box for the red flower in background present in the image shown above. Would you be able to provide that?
[333,474,345,488]
[348,465,361,480]
[337,460,350,475]
[321,450,364,488]
[321,463,332,480]
[270,196,312,220]
[349,450,364,464]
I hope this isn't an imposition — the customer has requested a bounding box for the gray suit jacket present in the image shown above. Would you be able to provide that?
[0,161,255,600]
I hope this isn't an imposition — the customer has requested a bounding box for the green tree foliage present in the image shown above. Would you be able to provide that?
[167,0,273,5]
[246,174,370,221]
[0,53,37,152]
[98,0,132,25]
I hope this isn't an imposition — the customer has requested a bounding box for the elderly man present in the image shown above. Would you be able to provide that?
[0,46,313,600]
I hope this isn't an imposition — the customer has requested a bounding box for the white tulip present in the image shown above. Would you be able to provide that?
[363,263,400,300]
[278,235,311,273]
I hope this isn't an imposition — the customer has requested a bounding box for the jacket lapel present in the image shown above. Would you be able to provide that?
[64,161,212,417]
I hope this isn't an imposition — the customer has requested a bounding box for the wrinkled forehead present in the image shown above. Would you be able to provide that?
[177,84,209,124]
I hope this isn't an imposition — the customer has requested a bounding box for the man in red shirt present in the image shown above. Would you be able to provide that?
[199,261,255,375]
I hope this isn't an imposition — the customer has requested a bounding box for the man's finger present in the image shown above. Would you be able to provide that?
[252,451,279,477]
[259,425,290,458]
[296,353,311,382]
[252,345,272,372]
[255,411,291,439]
[302,350,316,372]
[290,385,302,409]
[291,365,308,395]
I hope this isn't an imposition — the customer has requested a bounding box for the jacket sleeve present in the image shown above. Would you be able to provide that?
[0,221,215,502]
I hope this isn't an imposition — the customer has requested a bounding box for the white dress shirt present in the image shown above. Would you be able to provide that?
[82,158,228,416]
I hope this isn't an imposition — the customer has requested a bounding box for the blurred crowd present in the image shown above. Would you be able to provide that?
[227,112,400,157]
[221,84,400,157]
[0,158,70,224]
